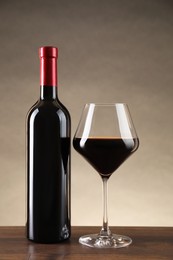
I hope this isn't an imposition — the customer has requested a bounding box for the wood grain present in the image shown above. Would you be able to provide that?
[0,226,172,259]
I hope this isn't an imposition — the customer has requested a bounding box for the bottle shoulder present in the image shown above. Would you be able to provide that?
[27,99,71,121]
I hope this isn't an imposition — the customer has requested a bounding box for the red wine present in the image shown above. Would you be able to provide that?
[26,47,71,243]
[73,137,139,178]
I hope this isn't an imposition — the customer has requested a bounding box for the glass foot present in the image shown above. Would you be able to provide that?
[79,233,132,248]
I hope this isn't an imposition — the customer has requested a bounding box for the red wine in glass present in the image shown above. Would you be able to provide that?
[73,137,138,178]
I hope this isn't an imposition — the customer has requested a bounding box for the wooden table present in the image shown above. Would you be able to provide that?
[0,226,173,259]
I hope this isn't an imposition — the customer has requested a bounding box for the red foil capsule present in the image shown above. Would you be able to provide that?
[39,46,58,87]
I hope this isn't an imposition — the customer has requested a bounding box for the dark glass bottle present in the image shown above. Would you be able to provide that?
[26,46,71,243]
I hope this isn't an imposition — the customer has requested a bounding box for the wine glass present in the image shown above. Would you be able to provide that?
[73,103,139,248]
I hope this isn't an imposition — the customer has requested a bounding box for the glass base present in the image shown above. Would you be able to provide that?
[79,233,132,248]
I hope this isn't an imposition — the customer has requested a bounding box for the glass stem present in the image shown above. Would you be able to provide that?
[100,177,111,237]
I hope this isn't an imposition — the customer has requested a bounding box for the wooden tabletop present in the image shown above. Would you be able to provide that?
[0,226,173,259]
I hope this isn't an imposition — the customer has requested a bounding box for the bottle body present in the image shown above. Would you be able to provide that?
[26,47,71,243]
[27,88,71,243]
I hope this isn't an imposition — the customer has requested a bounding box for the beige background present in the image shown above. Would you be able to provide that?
[0,0,173,227]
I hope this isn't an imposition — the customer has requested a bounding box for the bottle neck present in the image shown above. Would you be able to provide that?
[40,86,57,100]
[40,56,58,100]
[39,47,58,100]
[40,56,57,86]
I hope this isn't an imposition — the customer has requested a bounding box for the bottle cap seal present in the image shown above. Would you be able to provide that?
[39,46,58,86]
[39,46,58,58]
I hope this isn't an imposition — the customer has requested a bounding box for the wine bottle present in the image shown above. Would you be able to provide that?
[26,46,71,243]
